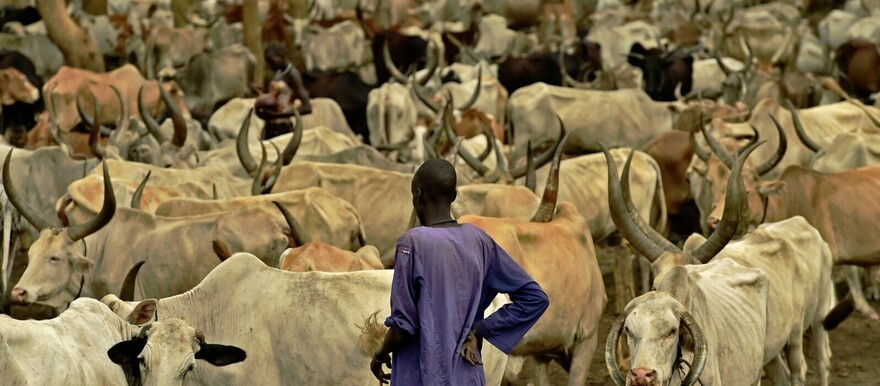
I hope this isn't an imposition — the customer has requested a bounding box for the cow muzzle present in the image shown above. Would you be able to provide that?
[10,286,35,304]
[706,216,719,231]
[629,367,658,386]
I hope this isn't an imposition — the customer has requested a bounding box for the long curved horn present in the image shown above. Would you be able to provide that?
[139,86,166,143]
[769,27,794,65]
[159,83,187,147]
[250,141,268,195]
[88,98,106,159]
[110,85,128,134]
[690,128,711,161]
[524,141,537,192]
[621,150,680,252]
[416,40,441,86]
[281,108,303,165]
[531,130,571,222]
[272,201,310,246]
[236,108,258,175]
[457,67,482,110]
[476,123,493,162]
[444,138,463,164]
[131,170,151,210]
[383,39,410,84]
[739,36,754,74]
[605,312,629,386]
[599,141,670,262]
[261,143,283,194]
[509,118,567,178]
[753,114,787,176]
[689,140,759,263]
[680,311,709,386]
[784,99,821,153]
[76,91,96,129]
[713,48,733,76]
[412,76,441,113]
[700,122,734,169]
[119,261,145,301]
[690,111,711,161]
[67,161,116,241]
[479,120,506,184]
[559,49,592,88]
[443,96,487,175]
[3,150,54,231]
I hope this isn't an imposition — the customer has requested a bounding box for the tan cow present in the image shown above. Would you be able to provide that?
[5,158,307,315]
[43,65,189,133]
[279,243,382,272]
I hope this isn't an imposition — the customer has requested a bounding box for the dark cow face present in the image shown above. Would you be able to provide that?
[629,43,694,101]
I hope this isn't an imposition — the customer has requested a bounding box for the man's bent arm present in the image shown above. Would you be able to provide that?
[473,243,549,354]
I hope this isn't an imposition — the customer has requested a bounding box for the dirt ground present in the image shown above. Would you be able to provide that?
[510,251,880,386]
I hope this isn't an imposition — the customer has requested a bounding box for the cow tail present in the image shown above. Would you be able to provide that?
[356,311,388,357]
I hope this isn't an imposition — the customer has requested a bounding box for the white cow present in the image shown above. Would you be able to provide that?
[208,97,356,142]
[0,297,245,385]
[507,83,682,159]
[102,253,509,385]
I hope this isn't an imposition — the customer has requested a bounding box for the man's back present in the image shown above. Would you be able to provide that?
[386,223,547,385]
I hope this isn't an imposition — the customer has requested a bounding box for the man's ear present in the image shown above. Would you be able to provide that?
[758,181,786,196]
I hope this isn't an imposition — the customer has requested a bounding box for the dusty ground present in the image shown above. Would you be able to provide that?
[509,251,880,386]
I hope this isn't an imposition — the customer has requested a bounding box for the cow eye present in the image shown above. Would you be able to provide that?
[187,364,195,372]
[48,256,61,263]
[666,328,677,338]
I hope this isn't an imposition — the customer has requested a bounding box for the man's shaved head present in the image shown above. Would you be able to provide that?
[413,159,457,203]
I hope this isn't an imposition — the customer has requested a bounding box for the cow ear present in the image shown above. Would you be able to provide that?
[128,299,158,325]
[628,43,646,67]
[195,344,247,366]
[73,256,94,275]
[758,181,786,196]
[682,233,707,254]
[107,337,148,364]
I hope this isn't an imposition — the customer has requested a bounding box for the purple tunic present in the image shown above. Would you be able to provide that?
[385,223,549,386]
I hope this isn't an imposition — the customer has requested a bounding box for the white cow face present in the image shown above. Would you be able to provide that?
[11,229,92,313]
[108,318,247,386]
[622,292,691,386]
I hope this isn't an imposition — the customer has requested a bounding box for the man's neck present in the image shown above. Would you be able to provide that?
[421,204,455,227]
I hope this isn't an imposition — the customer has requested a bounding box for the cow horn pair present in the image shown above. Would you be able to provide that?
[78,86,126,159]
[530,130,572,222]
[138,83,187,148]
[272,201,310,247]
[250,141,283,195]
[442,96,506,183]
[3,150,116,241]
[605,307,708,386]
[698,113,786,176]
[691,112,759,162]
[383,38,439,86]
[236,107,303,175]
[600,138,753,263]
[413,66,482,114]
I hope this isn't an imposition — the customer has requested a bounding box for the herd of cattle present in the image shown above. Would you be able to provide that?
[1,0,880,384]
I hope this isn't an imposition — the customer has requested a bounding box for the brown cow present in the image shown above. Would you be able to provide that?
[0,67,38,106]
[836,40,880,103]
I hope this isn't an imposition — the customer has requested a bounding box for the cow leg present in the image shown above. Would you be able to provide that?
[612,243,637,313]
[812,321,831,386]
[784,330,807,386]
[844,265,880,320]
[762,354,790,386]
[565,333,598,386]
[866,266,880,301]
[532,357,552,386]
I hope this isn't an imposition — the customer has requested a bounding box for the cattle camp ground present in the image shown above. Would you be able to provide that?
[1,0,880,385]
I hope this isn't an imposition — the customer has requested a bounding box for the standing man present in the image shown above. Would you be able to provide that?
[370,159,549,385]
[255,41,312,139]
